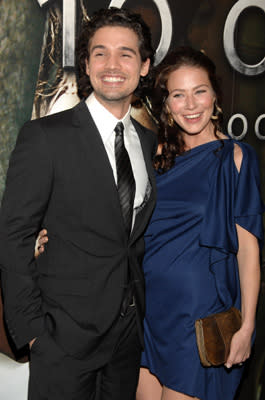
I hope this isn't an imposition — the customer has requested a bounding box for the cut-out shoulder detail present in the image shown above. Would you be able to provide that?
[233,143,243,172]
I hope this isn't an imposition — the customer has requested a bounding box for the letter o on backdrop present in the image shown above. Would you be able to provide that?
[109,0,173,65]
[223,0,265,76]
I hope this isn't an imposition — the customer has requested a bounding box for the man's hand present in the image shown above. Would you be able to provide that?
[34,229,48,258]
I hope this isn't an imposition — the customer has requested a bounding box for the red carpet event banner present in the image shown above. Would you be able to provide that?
[0,1,264,399]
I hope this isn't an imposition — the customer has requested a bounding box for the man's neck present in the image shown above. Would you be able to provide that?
[93,93,131,120]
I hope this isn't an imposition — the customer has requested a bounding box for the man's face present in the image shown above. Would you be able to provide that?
[85,26,150,113]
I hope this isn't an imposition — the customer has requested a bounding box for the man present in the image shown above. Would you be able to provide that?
[0,8,156,399]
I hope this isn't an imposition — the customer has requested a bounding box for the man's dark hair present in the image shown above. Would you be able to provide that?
[76,7,154,100]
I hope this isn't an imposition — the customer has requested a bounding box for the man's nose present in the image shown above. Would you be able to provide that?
[105,54,120,69]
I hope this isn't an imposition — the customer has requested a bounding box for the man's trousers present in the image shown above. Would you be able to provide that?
[28,306,141,400]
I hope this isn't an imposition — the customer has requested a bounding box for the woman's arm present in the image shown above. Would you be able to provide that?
[225,224,260,368]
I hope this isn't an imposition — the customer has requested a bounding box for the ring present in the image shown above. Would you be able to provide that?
[239,363,243,366]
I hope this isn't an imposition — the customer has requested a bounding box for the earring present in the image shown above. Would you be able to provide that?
[165,104,174,127]
[167,112,174,127]
[211,102,223,120]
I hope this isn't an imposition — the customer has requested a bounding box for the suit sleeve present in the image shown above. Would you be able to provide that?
[0,120,53,349]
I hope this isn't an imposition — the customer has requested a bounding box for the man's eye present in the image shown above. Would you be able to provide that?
[122,53,132,58]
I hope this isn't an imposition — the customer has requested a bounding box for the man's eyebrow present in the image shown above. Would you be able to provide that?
[90,45,137,55]
[120,46,137,55]
[90,45,106,53]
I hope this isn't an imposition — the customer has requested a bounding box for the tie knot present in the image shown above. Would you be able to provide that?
[115,122,124,137]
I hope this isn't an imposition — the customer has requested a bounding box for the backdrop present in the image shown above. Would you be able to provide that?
[0,1,264,399]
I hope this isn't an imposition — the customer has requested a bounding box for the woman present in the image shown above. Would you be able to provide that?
[136,47,264,400]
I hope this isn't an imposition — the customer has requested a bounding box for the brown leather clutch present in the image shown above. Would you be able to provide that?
[195,307,242,367]
[0,284,29,363]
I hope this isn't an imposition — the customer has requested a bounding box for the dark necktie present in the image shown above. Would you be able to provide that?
[114,122,136,237]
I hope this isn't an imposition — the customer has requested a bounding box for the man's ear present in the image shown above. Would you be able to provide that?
[140,58,150,77]
[85,58,90,76]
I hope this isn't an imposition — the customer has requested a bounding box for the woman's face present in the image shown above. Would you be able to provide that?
[166,66,216,137]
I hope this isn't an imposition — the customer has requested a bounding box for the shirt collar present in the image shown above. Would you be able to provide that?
[86,93,132,144]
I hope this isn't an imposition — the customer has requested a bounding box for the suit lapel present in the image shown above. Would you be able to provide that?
[132,119,156,193]
[71,100,125,234]
[130,118,156,241]
[71,101,156,242]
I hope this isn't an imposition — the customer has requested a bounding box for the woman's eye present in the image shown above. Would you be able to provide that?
[173,93,183,98]
[196,90,206,94]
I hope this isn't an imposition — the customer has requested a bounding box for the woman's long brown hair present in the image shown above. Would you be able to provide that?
[151,47,223,174]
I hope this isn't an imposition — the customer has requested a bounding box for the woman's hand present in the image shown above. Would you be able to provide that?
[29,337,37,350]
[34,229,48,258]
[225,327,252,368]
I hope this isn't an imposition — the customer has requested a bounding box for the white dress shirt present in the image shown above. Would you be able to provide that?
[86,93,148,226]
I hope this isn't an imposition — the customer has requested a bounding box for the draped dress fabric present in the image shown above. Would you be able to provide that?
[141,139,264,400]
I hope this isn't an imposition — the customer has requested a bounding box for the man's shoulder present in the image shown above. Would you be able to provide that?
[131,117,156,138]
[28,101,85,128]
[131,117,158,157]
[21,101,93,142]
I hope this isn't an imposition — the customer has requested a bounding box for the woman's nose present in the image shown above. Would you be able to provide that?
[185,94,196,109]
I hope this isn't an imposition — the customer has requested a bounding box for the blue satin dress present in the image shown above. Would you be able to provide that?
[141,139,264,400]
